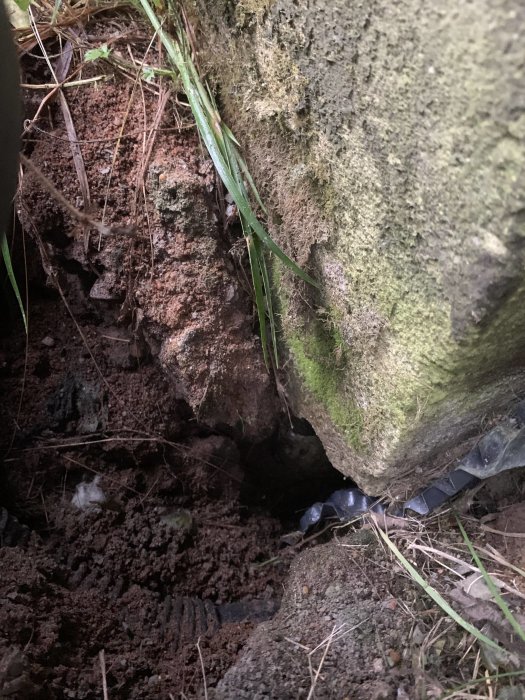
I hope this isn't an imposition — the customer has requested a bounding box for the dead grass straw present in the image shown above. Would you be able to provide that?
[375,524,501,651]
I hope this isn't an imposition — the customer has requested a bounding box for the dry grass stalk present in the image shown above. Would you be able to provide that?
[99,649,109,700]
[13,0,125,52]
[196,637,209,700]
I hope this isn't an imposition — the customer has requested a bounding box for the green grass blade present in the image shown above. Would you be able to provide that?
[258,249,278,367]
[376,526,501,651]
[137,0,318,284]
[221,122,241,148]
[1,233,27,332]
[456,517,525,643]
[51,0,62,23]
[221,127,247,196]
[249,215,318,286]
[136,0,319,371]
[223,128,276,364]
[233,146,268,215]
[245,227,269,367]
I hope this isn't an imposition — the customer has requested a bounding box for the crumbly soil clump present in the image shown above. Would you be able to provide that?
[211,497,525,700]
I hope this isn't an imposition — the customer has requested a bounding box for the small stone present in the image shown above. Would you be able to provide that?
[159,507,193,533]
[411,624,426,645]
[41,336,55,347]
[324,583,341,597]
[387,648,402,667]
[369,682,392,700]
[372,657,384,673]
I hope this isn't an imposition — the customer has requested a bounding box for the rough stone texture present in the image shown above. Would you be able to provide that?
[209,530,419,699]
[139,153,279,440]
[188,0,525,493]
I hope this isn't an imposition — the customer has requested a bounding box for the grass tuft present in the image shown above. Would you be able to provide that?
[375,524,502,651]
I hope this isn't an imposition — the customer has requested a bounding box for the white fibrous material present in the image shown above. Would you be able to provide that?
[71,476,106,511]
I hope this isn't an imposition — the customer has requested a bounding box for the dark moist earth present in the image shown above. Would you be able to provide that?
[0,255,289,697]
[0,22,328,699]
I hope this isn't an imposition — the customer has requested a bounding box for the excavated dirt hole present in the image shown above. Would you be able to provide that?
[0,252,347,699]
[0,32,349,698]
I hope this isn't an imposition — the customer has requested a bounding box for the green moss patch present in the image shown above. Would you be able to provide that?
[288,321,364,449]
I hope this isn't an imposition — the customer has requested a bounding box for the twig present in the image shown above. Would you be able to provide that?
[61,455,142,496]
[409,543,525,601]
[480,524,525,539]
[21,76,106,89]
[28,6,91,242]
[306,624,339,700]
[440,670,525,699]
[99,649,109,700]
[4,434,244,483]
[196,636,208,700]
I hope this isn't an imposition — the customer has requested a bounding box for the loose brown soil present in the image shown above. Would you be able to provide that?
[486,500,525,596]
[0,21,295,698]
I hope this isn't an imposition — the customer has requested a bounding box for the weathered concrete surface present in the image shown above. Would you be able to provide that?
[189,0,525,493]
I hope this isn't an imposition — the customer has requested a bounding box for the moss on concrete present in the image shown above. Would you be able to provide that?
[288,325,364,450]
[187,0,525,492]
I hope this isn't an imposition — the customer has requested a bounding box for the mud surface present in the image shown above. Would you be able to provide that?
[0,229,288,697]
[487,500,525,596]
